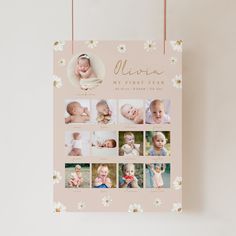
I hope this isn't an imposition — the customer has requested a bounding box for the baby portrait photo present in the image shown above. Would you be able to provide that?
[119,131,144,156]
[119,163,143,188]
[145,163,171,188]
[118,99,144,124]
[67,53,105,90]
[65,163,90,188]
[65,131,90,156]
[92,163,117,188]
[145,131,170,156]
[65,99,90,124]
[91,99,117,125]
[145,99,171,124]
[91,131,117,156]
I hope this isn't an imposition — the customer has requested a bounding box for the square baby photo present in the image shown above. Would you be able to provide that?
[65,131,90,156]
[65,163,90,188]
[92,163,117,188]
[65,99,90,124]
[119,163,143,188]
[91,99,117,124]
[145,163,171,188]
[145,99,171,124]
[91,131,118,157]
[145,131,170,156]
[119,131,144,156]
[118,99,144,124]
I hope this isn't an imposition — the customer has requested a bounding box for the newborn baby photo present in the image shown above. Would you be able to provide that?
[119,163,143,188]
[118,99,144,124]
[145,131,171,156]
[65,131,90,156]
[145,99,171,124]
[145,163,171,188]
[92,163,117,188]
[91,131,118,157]
[64,99,90,124]
[119,131,144,156]
[65,163,90,188]
[91,99,117,124]
[67,53,105,90]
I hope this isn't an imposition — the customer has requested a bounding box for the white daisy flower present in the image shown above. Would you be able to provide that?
[173,176,182,190]
[170,57,177,64]
[144,40,156,52]
[153,198,162,207]
[54,201,66,213]
[53,41,65,51]
[77,201,86,210]
[53,75,62,88]
[128,203,143,213]
[170,40,183,52]
[117,44,127,53]
[58,58,66,66]
[172,75,182,89]
[172,202,182,212]
[85,40,98,49]
[102,195,112,207]
[53,170,62,184]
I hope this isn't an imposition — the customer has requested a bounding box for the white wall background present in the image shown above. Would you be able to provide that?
[0,0,236,235]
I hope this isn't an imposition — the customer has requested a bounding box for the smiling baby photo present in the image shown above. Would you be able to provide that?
[118,99,144,124]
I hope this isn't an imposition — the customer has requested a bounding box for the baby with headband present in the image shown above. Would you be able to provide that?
[74,54,97,79]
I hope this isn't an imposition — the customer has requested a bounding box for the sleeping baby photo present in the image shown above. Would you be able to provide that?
[118,99,144,124]
[65,131,90,156]
[145,99,171,124]
[67,53,105,90]
[64,99,90,124]
[91,131,118,157]
[91,99,117,124]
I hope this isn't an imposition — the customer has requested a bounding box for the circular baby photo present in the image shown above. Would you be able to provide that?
[67,53,105,90]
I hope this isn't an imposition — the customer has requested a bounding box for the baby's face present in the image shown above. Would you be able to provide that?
[124,135,134,145]
[155,167,161,173]
[75,167,81,173]
[77,59,90,72]
[70,103,84,115]
[104,140,114,148]
[153,136,166,149]
[97,104,109,115]
[150,103,164,123]
[124,166,135,176]
[98,167,109,178]
[121,104,138,120]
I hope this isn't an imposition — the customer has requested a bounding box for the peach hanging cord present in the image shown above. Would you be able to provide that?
[71,0,74,54]
[164,0,167,54]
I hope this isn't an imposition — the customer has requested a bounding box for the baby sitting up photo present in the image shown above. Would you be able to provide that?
[146,99,170,124]
[120,132,140,156]
[148,132,168,156]
[74,54,97,79]
[65,101,90,124]
[119,164,140,188]
[96,100,112,124]
[94,164,112,188]
[120,103,143,124]
[68,165,83,188]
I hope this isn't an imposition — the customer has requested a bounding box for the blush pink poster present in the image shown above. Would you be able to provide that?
[53,40,182,212]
